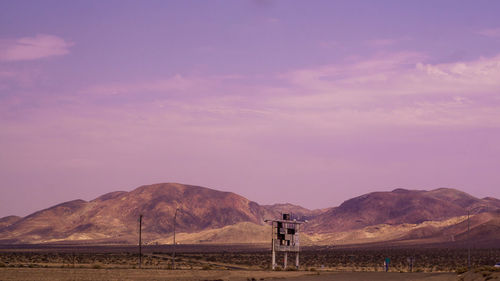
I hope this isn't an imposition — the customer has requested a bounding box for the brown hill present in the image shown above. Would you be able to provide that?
[0,183,267,243]
[1,184,499,246]
[403,210,500,244]
[306,188,499,234]
[261,203,325,221]
[152,222,271,244]
[0,216,22,230]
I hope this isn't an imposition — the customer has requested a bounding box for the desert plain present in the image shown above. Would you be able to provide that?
[1,244,499,281]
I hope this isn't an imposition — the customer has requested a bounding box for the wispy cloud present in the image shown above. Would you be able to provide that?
[366,36,412,47]
[261,52,500,130]
[82,74,244,97]
[6,52,500,137]
[266,17,279,23]
[83,75,203,96]
[280,52,500,99]
[318,40,339,49]
[477,27,500,38]
[0,34,73,62]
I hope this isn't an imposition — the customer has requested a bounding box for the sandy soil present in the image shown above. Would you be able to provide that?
[288,272,457,281]
[459,270,500,281]
[0,268,459,281]
[0,268,306,281]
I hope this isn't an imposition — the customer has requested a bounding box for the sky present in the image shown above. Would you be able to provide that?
[1,1,500,217]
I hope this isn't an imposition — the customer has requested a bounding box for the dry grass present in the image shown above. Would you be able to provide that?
[1,248,499,272]
[458,267,500,281]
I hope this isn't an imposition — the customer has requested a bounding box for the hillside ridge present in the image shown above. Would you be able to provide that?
[1,183,499,246]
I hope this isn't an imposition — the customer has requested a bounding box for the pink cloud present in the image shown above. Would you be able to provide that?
[318,41,339,49]
[82,74,244,96]
[266,17,280,23]
[477,27,500,38]
[260,53,500,130]
[59,52,500,137]
[366,36,412,47]
[280,52,500,98]
[6,52,500,148]
[0,34,73,62]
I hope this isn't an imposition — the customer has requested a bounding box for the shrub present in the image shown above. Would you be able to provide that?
[92,264,103,269]
[456,266,468,274]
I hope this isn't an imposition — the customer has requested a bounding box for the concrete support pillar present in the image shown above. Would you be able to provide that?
[284,252,288,269]
[296,252,299,269]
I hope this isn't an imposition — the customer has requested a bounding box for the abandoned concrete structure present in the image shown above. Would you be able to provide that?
[265,213,305,270]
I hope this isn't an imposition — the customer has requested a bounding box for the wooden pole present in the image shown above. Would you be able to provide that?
[271,222,276,270]
[172,208,179,270]
[139,214,143,269]
[467,210,471,269]
[296,224,300,269]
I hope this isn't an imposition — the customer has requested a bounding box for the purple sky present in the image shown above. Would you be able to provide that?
[1,1,500,217]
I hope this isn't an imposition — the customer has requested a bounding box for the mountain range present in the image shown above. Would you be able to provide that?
[1,182,500,247]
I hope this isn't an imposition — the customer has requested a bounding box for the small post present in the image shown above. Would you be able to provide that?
[407,257,414,272]
[138,214,143,269]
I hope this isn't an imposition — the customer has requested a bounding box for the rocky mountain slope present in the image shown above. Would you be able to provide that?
[305,188,500,234]
[0,216,21,230]
[1,183,499,246]
[261,203,327,221]
[0,183,268,243]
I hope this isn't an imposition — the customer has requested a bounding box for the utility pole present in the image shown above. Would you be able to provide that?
[467,210,470,269]
[271,221,276,270]
[138,214,143,269]
[172,208,180,270]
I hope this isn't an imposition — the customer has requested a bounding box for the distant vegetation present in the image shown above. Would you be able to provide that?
[1,247,499,272]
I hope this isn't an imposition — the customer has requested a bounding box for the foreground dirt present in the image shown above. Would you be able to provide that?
[0,268,306,281]
[289,272,457,281]
[0,268,458,281]
[459,269,500,281]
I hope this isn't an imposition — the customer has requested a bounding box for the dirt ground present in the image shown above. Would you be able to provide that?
[1,245,498,280]
[289,272,458,281]
[0,268,459,281]
[0,268,306,281]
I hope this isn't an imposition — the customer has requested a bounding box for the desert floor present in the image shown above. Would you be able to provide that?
[0,268,460,281]
[1,245,498,280]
